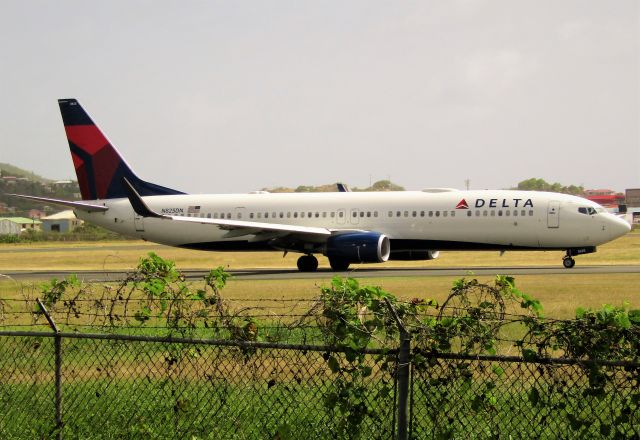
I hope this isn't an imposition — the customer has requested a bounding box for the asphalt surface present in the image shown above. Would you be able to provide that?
[2,265,639,282]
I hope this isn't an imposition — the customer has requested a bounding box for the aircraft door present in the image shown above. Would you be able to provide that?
[134,215,145,232]
[547,201,560,228]
[234,207,247,220]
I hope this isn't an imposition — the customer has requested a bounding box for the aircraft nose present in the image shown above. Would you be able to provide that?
[608,215,631,239]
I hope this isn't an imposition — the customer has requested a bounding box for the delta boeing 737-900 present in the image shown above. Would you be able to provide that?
[11,99,631,272]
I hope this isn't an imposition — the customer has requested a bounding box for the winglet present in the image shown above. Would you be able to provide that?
[122,177,164,218]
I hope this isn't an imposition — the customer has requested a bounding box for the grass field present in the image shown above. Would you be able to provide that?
[0,231,638,271]
[0,232,637,321]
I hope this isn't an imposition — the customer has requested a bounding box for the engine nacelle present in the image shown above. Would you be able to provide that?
[389,250,440,261]
[325,232,391,263]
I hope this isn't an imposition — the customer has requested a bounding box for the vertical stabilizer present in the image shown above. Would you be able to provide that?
[59,99,184,200]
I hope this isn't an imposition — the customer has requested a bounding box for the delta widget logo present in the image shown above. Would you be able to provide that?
[455,199,469,209]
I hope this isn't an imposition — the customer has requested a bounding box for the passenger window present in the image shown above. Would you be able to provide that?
[308,212,312,218]
[237,213,242,219]
[322,212,327,218]
[339,212,344,218]
[374,211,378,217]
[529,210,533,216]
[412,211,417,217]
[207,213,211,218]
[250,213,254,219]
[521,210,525,216]
[227,213,231,219]
[435,211,440,217]
[506,210,510,217]
[388,211,393,217]
[265,213,269,219]
[301,212,305,218]
[513,210,518,216]
[475,210,480,217]
[280,212,284,218]
[451,211,455,217]
[360,211,364,218]
[315,212,320,218]
[498,210,503,216]
[467,211,472,217]
[397,211,401,217]
[491,211,495,217]
[287,212,291,218]
[483,210,488,217]
[331,212,335,218]
[294,212,298,218]
[257,213,262,219]
[429,211,433,217]
[420,211,425,217]
[353,212,357,218]
[404,211,409,217]
[367,212,371,218]
[443,211,448,217]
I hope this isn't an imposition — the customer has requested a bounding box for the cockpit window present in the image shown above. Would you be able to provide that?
[578,207,598,215]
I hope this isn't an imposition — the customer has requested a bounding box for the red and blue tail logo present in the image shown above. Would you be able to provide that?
[59,99,183,200]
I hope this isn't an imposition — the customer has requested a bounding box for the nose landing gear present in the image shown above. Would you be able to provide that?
[562,254,576,269]
[562,247,596,269]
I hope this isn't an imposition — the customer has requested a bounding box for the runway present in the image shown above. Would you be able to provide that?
[2,265,639,283]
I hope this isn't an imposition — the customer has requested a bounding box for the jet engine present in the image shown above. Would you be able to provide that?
[325,232,391,263]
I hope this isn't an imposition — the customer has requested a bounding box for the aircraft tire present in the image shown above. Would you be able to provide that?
[329,257,350,271]
[562,256,576,269]
[297,255,318,272]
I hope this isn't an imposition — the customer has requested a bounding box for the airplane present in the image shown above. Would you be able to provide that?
[11,99,631,272]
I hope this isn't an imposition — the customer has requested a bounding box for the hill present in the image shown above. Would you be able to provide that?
[0,164,80,216]
[0,163,53,184]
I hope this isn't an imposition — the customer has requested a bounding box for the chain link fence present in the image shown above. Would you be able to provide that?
[1,329,639,439]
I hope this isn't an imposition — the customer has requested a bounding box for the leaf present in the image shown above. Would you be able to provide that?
[327,356,340,373]
[528,387,540,407]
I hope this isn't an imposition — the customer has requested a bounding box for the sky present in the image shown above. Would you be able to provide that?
[1,1,638,194]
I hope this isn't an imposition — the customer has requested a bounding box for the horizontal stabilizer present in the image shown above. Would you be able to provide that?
[8,194,108,212]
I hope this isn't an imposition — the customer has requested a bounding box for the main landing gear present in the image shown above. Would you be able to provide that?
[297,254,318,272]
[296,254,351,272]
[562,253,576,269]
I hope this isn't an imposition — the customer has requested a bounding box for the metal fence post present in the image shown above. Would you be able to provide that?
[384,298,411,440]
[37,299,63,440]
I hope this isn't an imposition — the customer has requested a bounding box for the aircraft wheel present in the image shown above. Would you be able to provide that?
[297,255,318,272]
[562,256,575,269]
[329,257,350,271]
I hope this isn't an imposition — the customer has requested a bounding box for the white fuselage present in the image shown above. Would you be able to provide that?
[75,189,630,254]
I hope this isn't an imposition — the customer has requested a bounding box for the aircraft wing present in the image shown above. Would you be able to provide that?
[8,194,108,213]
[122,178,331,238]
